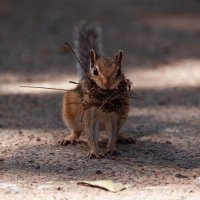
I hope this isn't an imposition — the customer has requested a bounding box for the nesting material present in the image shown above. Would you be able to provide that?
[81,76,133,117]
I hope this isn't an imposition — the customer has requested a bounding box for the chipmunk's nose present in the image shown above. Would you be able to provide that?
[105,81,112,89]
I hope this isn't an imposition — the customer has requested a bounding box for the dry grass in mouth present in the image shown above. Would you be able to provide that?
[81,76,134,117]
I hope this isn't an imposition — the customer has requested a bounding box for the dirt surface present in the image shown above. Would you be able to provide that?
[0,0,200,199]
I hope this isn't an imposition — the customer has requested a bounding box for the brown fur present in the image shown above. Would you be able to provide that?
[60,23,129,157]
[91,57,123,90]
[61,73,129,156]
[61,89,83,144]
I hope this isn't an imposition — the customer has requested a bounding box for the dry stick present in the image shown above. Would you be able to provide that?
[20,86,70,92]
[20,42,86,92]
[69,81,79,84]
[64,42,89,79]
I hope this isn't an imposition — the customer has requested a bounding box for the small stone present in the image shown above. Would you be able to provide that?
[57,187,62,191]
[66,167,73,171]
[36,137,41,142]
[0,158,4,162]
[32,180,38,184]
[28,159,34,163]
[35,165,40,169]
[165,141,172,144]
[194,177,200,187]
[175,174,189,179]
[95,170,102,174]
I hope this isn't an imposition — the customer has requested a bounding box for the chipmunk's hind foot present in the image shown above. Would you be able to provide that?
[87,152,104,159]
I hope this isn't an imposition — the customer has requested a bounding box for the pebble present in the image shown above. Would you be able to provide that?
[35,165,40,169]
[0,158,4,162]
[95,170,102,174]
[66,167,73,171]
[36,137,41,141]
[194,177,200,187]
[175,174,189,179]
[28,159,34,163]
[57,187,62,191]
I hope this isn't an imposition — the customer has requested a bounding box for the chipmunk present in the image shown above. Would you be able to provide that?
[61,22,130,158]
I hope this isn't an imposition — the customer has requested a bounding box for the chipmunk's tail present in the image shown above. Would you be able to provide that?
[74,22,102,78]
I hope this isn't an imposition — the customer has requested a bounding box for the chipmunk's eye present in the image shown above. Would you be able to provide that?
[93,67,98,76]
[117,68,121,76]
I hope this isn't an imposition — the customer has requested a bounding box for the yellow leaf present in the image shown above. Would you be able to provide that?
[77,179,128,192]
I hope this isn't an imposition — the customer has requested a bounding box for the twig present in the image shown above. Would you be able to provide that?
[20,86,70,92]
[69,81,79,84]
[65,42,90,79]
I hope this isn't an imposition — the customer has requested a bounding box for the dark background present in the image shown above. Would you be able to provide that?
[1,0,200,77]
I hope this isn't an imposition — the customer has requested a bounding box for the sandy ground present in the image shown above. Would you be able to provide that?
[0,0,200,199]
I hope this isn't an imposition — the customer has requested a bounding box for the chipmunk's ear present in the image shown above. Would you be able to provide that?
[115,50,123,65]
[90,49,98,67]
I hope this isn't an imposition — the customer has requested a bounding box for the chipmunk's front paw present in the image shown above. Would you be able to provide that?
[87,152,104,159]
[59,133,80,146]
